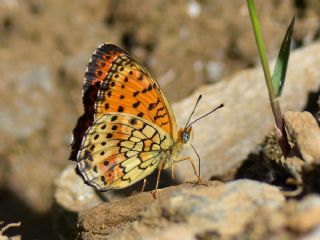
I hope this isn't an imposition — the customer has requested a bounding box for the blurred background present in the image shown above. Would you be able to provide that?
[0,0,319,239]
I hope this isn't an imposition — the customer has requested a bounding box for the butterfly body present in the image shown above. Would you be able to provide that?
[70,43,194,191]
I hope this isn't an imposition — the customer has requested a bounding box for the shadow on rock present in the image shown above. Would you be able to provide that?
[96,169,179,201]
[302,165,320,194]
[234,152,298,193]
[0,188,54,239]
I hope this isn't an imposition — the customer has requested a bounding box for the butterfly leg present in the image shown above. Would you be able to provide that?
[171,160,175,181]
[140,178,147,193]
[174,157,198,177]
[174,157,207,186]
[152,160,165,199]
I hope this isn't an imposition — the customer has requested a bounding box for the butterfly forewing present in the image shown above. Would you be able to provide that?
[93,45,177,137]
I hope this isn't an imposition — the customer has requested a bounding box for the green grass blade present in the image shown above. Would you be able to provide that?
[272,16,295,97]
[247,0,275,100]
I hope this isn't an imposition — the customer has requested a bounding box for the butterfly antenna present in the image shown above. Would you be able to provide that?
[186,103,224,129]
[184,95,202,129]
[191,143,201,178]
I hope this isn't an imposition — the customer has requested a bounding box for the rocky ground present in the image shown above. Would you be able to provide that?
[56,44,320,240]
[0,0,319,239]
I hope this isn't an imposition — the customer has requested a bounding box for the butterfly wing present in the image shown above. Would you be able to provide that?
[70,44,178,161]
[77,113,173,190]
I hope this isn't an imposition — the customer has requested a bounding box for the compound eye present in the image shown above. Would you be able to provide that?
[182,131,190,143]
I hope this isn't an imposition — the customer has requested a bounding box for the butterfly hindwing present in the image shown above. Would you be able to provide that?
[77,113,173,190]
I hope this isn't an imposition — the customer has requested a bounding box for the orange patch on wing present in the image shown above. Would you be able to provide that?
[112,132,130,140]
[98,153,125,171]
[143,139,154,151]
[103,165,124,184]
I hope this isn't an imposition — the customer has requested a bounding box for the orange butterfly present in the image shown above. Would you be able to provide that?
[70,44,223,194]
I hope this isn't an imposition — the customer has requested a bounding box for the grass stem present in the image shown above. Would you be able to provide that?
[247,0,290,157]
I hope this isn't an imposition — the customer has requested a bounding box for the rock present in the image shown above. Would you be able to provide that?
[284,111,320,165]
[173,42,320,182]
[54,165,102,213]
[76,182,201,240]
[236,194,320,240]
[287,195,320,233]
[76,183,320,240]
[76,191,154,240]
[53,165,103,240]
[54,43,320,225]
[77,180,285,239]
[280,111,320,195]
[254,111,320,194]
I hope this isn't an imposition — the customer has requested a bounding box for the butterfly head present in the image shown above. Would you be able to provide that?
[180,95,224,145]
[179,127,193,144]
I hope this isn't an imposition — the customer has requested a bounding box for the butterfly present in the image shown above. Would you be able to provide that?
[69,43,223,195]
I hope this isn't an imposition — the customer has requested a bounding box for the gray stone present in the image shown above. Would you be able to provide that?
[284,111,320,165]
[172,42,320,182]
[105,180,284,240]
